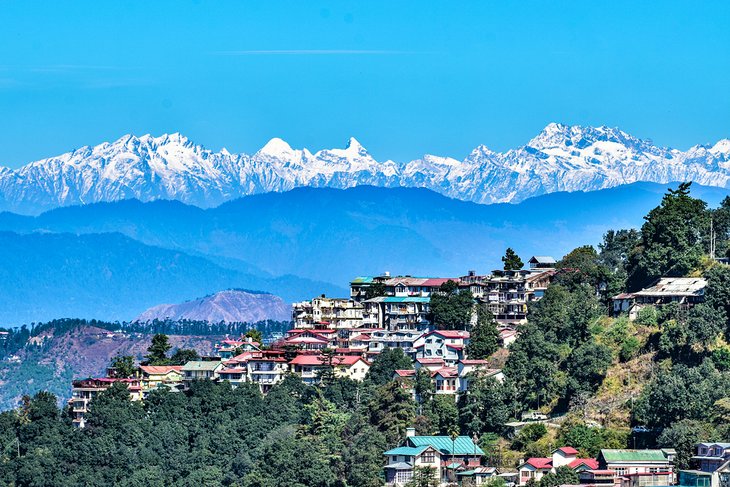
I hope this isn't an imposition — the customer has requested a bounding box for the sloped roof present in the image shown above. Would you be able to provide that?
[407,436,484,455]
[384,445,429,456]
[634,277,706,297]
[140,365,182,375]
[570,458,599,469]
[181,361,221,371]
[530,256,557,264]
[600,449,668,463]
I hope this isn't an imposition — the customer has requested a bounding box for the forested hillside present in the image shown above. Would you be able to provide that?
[1,183,730,486]
[0,319,290,411]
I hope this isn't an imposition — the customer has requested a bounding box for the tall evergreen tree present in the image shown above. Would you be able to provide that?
[502,248,524,271]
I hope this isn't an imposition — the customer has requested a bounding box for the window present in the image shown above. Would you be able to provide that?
[615,468,627,476]
[421,452,435,463]
[396,470,413,483]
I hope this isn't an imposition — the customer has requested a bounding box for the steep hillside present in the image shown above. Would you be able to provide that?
[0,124,728,214]
[0,325,223,410]
[135,289,291,323]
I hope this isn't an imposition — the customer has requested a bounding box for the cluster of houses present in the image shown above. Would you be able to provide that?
[384,438,730,487]
[66,258,725,487]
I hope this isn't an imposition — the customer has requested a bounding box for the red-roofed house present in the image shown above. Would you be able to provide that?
[415,357,447,372]
[518,448,598,485]
[139,365,184,395]
[433,367,459,395]
[289,354,370,385]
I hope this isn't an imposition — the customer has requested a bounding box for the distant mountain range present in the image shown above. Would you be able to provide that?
[0,124,729,214]
[1,182,729,326]
[135,289,291,324]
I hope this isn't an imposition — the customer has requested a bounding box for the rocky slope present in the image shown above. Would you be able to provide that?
[1,124,728,214]
[135,289,291,323]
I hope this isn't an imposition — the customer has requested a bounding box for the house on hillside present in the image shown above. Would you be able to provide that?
[289,354,370,385]
[678,442,730,487]
[139,365,183,395]
[384,427,484,486]
[598,449,676,486]
[611,277,707,319]
[517,447,598,486]
[69,377,143,428]
[415,330,470,366]
[291,296,364,329]
[181,360,223,389]
[457,360,504,392]
[529,256,557,269]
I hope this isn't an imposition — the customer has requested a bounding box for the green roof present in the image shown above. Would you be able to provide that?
[384,446,428,456]
[601,449,668,462]
[351,277,374,284]
[181,361,221,371]
[408,436,484,456]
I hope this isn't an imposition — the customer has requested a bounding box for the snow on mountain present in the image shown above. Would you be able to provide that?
[1,123,729,214]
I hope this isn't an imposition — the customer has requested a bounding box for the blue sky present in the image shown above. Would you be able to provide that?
[0,0,728,167]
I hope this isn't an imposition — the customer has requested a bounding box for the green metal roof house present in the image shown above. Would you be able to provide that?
[383,428,484,486]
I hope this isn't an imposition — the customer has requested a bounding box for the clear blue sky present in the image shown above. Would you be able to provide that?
[0,1,728,167]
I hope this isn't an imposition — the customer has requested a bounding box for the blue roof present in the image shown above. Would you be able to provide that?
[382,296,430,303]
[407,436,484,455]
[384,446,429,456]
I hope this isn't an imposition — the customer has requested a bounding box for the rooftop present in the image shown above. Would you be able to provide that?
[634,277,707,297]
[407,436,485,455]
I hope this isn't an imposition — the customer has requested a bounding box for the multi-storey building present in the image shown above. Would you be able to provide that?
[352,262,555,328]
[292,296,364,329]
[678,442,730,487]
[415,330,470,365]
[69,377,143,428]
[367,329,425,358]
[363,296,431,331]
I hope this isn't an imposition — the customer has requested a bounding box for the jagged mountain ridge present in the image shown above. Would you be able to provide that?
[1,123,729,214]
[134,289,291,324]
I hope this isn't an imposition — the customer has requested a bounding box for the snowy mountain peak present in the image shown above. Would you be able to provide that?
[710,139,730,155]
[257,137,294,158]
[1,124,729,215]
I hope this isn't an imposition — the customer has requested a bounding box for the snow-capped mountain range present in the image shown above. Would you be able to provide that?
[1,123,729,214]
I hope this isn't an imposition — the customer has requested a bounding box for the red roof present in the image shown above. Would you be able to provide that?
[139,365,183,375]
[421,278,457,287]
[558,447,580,455]
[432,330,470,339]
[432,367,458,378]
[569,459,599,469]
[350,334,372,341]
[394,369,416,377]
[219,367,247,374]
[289,355,367,366]
[416,357,446,365]
[525,458,553,469]
[445,344,464,350]
[460,359,490,365]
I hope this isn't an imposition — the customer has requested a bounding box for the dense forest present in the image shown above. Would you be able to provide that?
[1,184,730,486]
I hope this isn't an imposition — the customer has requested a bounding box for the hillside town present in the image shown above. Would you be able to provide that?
[65,246,730,487]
